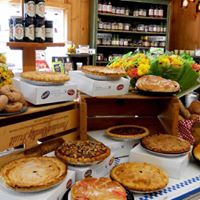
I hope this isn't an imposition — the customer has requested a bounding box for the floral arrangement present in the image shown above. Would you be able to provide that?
[0,53,13,87]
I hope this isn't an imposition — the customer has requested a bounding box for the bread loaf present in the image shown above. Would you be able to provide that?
[188,101,200,115]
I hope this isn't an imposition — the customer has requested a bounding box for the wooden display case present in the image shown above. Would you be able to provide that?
[79,93,180,140]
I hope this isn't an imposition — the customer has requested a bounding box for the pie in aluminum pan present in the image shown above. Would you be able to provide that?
[136,75,180,93]
[81,66,127,79]
[71,177,127,200]
[0,157,67,192]
[141,134,191,154]
[105,125,149,140]
[110,162,168,193]
[55,140,111,165]
[21,71,69,84]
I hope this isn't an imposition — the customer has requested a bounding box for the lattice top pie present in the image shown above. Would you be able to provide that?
[0,157,67,192]
[21,71,69,83]
[55,140,110,165]
[136,75,180,93]
[71,177,127,200]
[141,134,191,154]
[110,162,168,192]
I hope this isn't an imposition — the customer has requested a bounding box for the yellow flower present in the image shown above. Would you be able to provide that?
[137,63,150,76]
[158,55,170,66]
[169,55,183,67]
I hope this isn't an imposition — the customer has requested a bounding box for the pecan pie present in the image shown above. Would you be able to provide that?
[0,157,67,192]
[55,140,110,165]
[136,75,180,93]
[105,125,149,140]
[141,134,191,154]
[81,66,126,78]
[111,162,168,192]
[21,71,69,83]
[71,177,127,200]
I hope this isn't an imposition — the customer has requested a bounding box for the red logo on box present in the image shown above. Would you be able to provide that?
[84,169,92,178]
[117,84,124,91]
[67,89,75,96]
[66,179,72,189]
[109,157,114,166]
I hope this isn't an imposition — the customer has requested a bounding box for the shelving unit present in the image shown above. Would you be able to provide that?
[90,0,171,66]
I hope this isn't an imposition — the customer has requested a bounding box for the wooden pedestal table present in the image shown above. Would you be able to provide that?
[79,93,180,140]
[7,42,65,72]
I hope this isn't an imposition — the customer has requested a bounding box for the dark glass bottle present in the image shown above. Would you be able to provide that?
[45,20,53,42]
[35,0,45,19]
[9,18,14,41]
[24,0,35,18]
[13,17,24,42]
[35,18,45,42]
[24,17,35,42]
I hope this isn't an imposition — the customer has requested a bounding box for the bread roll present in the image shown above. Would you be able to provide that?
[178,99,191,119]
[188,100,200,115]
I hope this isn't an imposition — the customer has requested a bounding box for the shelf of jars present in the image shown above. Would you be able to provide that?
[97,45,150,49]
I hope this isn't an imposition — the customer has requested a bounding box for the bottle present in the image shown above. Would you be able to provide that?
[24,17,35,42]
[107,1,112,13]
[9,18,14,41]
[98,0,103,13]
[154,5,158,17]
[35,0,45,19]
[35,18,45,42]
[13,17,24,42]
[102,0,107,13]
[158,6,164,17]
[45,20,53,42]
[148,5,154,17]
[24,0,35,18]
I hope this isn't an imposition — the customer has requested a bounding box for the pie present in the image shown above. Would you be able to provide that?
[71,177,127,200]
[141,134,191,154]
[136,75,180,93]
[55,140,110,165]
[105,125,149,140]
[21,71,69,83]
[0,157,67,191]
[81,66,126,78]
[110,162,168,192]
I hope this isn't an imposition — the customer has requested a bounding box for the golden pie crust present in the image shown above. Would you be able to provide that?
[136,75,180,93]
[71,177,127,200]
[105,125,149,139]
[111,162,168,192]
[21,71,69,83]
[55,140,110,165]
[0,157,67,191]
[81,66,126,78]
[141,134,191,154]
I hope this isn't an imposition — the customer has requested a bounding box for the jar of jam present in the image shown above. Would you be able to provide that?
[45,20,53,42]
[24,17,35,42]
[35,18,45,42]
[13,17,24,42]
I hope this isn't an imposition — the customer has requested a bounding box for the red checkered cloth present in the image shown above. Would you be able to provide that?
[178,119,200,145]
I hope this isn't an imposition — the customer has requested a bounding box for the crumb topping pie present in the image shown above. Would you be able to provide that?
[21,71,69,83]
[141,134,191,154]
[106,125,149,140]
[110,162,168,192]
[0,157,67,192]
[55,140,110,165]
[136,75,180,93]
[71,177,127,200]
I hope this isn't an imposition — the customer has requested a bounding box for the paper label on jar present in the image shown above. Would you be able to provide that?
[107,5,112,13]
[36,2,45,18]
[102,4,107,12]
[25,1,35,17]
[45,28,53,38]
[14,24,24,40]
[148,9,153,16]
[98,3,102,12]
[36,25,45,40]
[25,24,35,41]
[159,9,163,17]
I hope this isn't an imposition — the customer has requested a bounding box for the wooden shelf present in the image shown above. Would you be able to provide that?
[98,12,167,20]
[96,60,108,64]
[97,45,150,49]
[98,29,166,35]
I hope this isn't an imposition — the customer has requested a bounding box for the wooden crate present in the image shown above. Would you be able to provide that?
[80,93,180,140]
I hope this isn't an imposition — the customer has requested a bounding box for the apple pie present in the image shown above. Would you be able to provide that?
[71,177,127,200]
[105,125,149,140]
[55,140,110,165]
[111,162,168,192]
[21,71,69,83]
[0,157,67,192]
[141,134,191,154]
[136,75,180,93]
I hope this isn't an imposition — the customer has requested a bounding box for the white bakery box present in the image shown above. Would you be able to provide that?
[0,170,75,200]
[13,77,77,105]
[69,71,129,97]
[88,130,138,157]
[129,144,190,179]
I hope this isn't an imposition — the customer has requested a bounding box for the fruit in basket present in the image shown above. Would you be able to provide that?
[0,53,6,64]
[192,143,200,163]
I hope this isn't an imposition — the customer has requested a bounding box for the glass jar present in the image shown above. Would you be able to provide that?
[98,20,103,29]
[139,9,143,16]
[107,22,112,30]
[125,8,129,16]
[143,9,147,16]
[149,25,153,32]
[144,25,148,32]
[116,7,121,14]
[118,23,124,30]
[119,38,124,46]
[123,39,128,46]
[120,7,125,15]
[153,25,157,32]
[137,24,144,32]
[112,6,116,14]
[124,23,130,31]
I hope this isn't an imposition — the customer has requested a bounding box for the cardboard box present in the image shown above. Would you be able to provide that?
[114,156,129,166]
[129,144,189,179]
[68,153,115,181]
[0,170,75,200]
[88,130,138,157]
[13,77,77,105]
[69,71,129,97]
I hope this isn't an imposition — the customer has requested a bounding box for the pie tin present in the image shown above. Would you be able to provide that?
[68,160,102,167]
[84,73,120,81]
[0,106,28,116]
[21,78,65,86]
[135,88,179,96]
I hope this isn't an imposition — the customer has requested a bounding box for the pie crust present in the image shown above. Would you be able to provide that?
[21,71,70,83]
[71,177,127,200]
[136,75,180,93]
[81,66,126,78]
[0,157,67,192]
[105,125,149,140]
[110,162,168,192]
[55,140,111,165]
[141,134,191,154]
